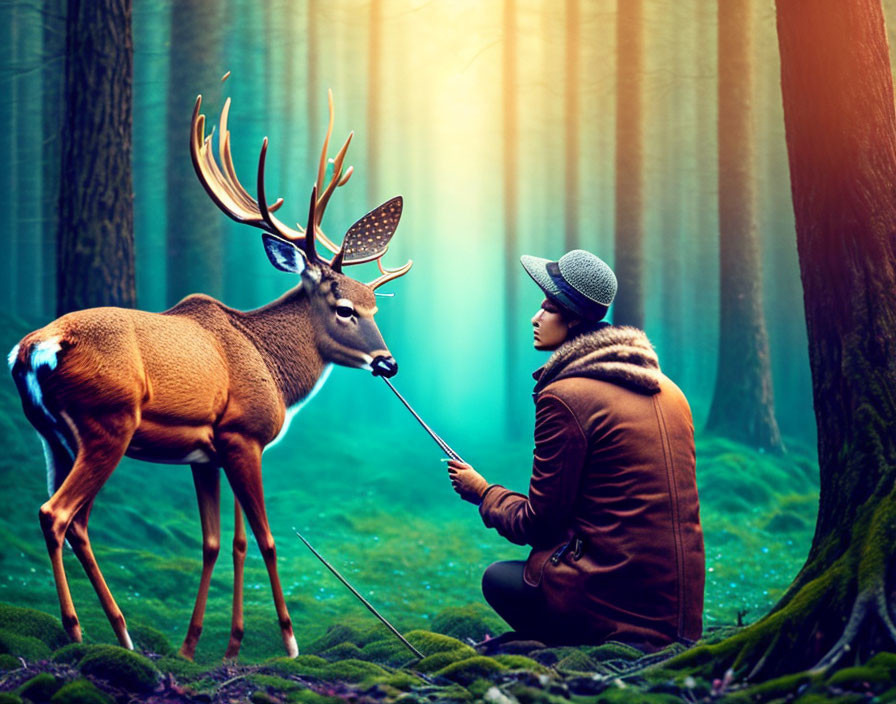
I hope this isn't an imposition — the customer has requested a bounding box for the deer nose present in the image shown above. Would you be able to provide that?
[371,355,398,378]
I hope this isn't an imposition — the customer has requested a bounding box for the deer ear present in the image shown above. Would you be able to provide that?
[262,234,307,274]
[341,196,403,265]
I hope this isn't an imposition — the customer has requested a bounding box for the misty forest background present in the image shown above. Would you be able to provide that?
[0,0,892,665]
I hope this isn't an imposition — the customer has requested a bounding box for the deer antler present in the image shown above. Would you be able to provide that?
[191,90,411,288]
[368,259,414,290]
[191,95,308,245]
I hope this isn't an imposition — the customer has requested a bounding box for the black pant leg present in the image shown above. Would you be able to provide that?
[481,560,551,638]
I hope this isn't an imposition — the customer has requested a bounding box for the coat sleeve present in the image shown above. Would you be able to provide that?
[478,392,588,547]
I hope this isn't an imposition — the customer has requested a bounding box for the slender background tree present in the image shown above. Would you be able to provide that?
[613,0,644,329]
[705,0,782,452]
[164,0,222,306]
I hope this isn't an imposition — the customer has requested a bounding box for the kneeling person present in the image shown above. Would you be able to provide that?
[447,250,705,651]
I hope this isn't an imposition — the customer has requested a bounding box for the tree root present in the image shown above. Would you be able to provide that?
[810,582,896,674]
[746,629,780,682]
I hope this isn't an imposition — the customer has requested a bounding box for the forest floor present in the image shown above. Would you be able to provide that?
[1,312,894,702]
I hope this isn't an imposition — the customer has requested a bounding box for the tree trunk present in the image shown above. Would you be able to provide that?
[612,0,644,329]
[705,0,783,452]
[57,0,136,315]
[165,0,222,306]
[563,0,579,251]
[691,0,718,407]
[673,0,896,680]
[42,0,66,317]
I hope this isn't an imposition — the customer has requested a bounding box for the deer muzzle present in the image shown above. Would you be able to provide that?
[370,355,398,378]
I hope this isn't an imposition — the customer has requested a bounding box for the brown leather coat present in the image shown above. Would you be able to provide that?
[479,326,704,650]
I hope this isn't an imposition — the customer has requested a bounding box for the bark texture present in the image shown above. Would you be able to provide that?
[57,0,136,315]
[705,0,783,452]
[672,0,896,681]
[612,0,644,329]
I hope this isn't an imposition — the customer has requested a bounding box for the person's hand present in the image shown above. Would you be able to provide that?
[446,459,489,504]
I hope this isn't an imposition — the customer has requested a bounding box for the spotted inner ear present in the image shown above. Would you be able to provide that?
[341,196,403,265]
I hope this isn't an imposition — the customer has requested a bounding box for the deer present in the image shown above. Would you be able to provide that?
[7,89,412,661]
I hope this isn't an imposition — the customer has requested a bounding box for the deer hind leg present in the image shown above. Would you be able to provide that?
[224,498,247,660]
[179,463,221,661]
[65,499,133,649]
[220,434,298,658]
[39,412,137,647]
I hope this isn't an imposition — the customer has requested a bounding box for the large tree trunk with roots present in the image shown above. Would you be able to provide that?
[704,0,783,453]
[673,0,896,680]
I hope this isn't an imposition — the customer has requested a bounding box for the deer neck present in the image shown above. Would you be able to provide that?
[240,287,327,407]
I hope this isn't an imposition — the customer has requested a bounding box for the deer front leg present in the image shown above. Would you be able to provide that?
[224,498,247,660]
[179,463,221,661]
[220,434,298,658]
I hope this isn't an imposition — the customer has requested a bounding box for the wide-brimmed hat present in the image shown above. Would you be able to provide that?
[520,249,617,322]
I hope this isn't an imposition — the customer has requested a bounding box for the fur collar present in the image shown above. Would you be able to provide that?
[533,325,662,395]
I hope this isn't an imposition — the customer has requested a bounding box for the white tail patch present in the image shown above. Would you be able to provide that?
[7,343,19,370]
[24,337,64,417]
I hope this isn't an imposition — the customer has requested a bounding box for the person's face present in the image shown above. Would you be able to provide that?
[531,299,572,350]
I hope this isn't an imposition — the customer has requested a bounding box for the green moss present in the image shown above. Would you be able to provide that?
[359,638,417,667]
[49,679,113,704]
[16,673,64,702]
[430,604,502,642]
[404,630,472,656]
[378,672,423,690]
[266,654,330,678]
[0,629,51,661]
[827,664,894,688]
[727,672,813,701]
[430,683,475,700]
[553,649,598,673]
[0,653,21,671]
[413,646,478,673]
[0,694,22,704]
[319,641,364,661]
[795,695,865,704]
[435,655,506,685]
[0,603,67,650]
[77,645,161,692]
[866,651,896,671]
[493,654,548,672]
[592,685,681,703]
[128,624,174,656]
[321,658,390,684]
[285,690,344,704]
[50,643,93,665]
[304,624,364,654]
[155,654,208,680]
[583,641,645,662]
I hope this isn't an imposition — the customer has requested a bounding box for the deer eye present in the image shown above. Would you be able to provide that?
[335,302,355,319]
